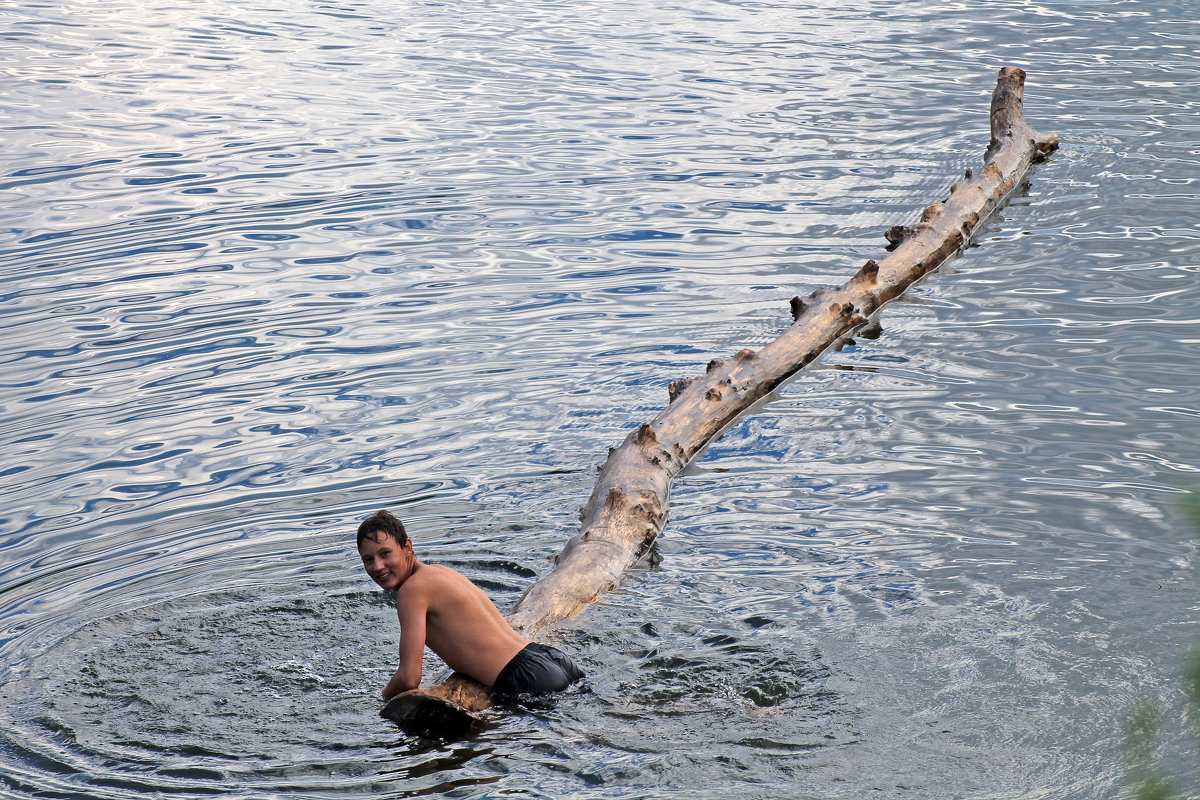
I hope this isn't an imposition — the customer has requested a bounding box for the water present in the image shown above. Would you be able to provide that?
[2,0,1198,797]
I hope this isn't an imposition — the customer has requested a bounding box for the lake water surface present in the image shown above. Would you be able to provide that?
[2,0,1199,797]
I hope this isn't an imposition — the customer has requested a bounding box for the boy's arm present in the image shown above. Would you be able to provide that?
[382,585,428,700]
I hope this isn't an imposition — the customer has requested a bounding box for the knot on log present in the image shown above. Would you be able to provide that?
[884,225,914,251]
[789,295,808,321]
[554,529,600,562]
[706,359,724,374]
[982,162,1002,181]
[668,378,693,403]
[633,423,657,446]
[636,490,658,513]
[1034,133,1060,161]
[854,259,879,285]
[634,499,662,523]
[839,302,856,319]
[920,203,945,223]
[964,167,973,179]
[733,348,755,362]
[704,387,723,401]
[985,135,1009,164]
[605,486,627,510]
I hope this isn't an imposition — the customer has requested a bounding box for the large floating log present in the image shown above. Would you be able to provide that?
[382,66,1058,734]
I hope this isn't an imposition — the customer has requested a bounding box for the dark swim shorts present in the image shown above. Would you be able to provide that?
[491,643,585,697]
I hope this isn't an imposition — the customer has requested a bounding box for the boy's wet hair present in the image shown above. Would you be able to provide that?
[356,509,409,549]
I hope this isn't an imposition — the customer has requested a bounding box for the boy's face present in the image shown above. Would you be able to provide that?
[358,533,413,591]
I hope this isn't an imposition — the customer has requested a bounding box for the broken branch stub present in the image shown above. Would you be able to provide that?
[380,66,1058,731]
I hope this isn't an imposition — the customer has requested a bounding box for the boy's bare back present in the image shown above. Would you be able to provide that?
[394,563,528,692]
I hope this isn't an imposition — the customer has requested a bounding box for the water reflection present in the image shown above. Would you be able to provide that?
[3,0,1200,796]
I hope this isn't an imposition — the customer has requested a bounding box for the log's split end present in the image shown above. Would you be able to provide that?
[987,66,1058,165]
[384,66,1058,736]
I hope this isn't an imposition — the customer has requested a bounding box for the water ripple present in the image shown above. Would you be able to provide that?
[3,0,1200,797]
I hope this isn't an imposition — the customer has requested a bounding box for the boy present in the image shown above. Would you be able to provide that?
[356,509,584,699]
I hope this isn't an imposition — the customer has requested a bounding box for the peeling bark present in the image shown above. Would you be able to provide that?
[382,66,1057,734]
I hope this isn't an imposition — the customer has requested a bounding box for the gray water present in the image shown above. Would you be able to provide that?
[2,0,1198,797]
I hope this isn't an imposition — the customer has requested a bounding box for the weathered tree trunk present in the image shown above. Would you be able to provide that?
[382,66,1058,735]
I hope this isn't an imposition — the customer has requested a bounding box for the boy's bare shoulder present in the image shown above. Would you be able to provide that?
[397,564,470,598]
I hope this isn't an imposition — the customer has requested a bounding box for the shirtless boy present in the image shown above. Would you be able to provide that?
[356,509,584,700]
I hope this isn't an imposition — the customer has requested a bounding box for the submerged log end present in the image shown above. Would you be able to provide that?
[381,687,483,736]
